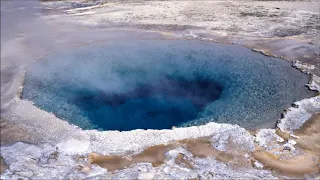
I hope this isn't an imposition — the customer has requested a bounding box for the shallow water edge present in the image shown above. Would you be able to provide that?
[1,29,319,179]
[21,39,315,131]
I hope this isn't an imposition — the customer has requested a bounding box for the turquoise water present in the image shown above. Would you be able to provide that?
[22,40,315,131]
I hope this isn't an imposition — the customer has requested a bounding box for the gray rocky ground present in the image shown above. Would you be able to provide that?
[41,0,320,75]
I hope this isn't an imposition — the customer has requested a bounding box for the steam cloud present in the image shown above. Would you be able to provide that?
[22,40,315,130]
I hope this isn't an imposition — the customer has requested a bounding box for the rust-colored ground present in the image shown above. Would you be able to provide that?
[89,136,252,171]
[253,114,320,177]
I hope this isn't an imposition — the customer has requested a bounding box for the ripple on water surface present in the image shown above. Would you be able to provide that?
[22,40,316,131]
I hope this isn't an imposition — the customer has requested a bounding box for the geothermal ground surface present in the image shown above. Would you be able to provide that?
[22,40,316,131]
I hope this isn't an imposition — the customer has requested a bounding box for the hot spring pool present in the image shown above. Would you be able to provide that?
[22,40,316,131]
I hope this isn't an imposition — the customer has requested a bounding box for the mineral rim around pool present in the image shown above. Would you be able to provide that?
[22,40,316,131]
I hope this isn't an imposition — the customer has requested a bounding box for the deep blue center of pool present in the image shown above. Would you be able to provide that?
[22,40,315,131]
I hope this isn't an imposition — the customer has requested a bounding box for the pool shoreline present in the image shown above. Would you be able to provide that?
[1,30,319,179]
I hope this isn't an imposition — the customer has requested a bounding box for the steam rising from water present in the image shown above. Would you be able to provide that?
[22,40,315,130]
